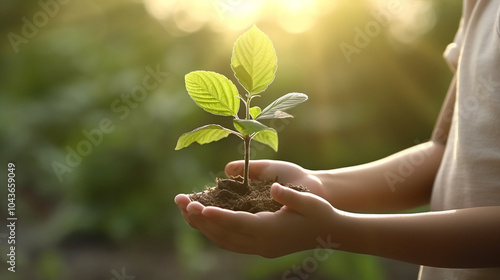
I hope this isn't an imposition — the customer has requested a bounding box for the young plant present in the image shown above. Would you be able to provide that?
[175,26,307,192]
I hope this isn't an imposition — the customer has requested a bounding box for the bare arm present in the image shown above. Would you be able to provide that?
[181,183,500,268]
[316,142,443,212]
[314,75,456,212]
[222,76,457,212]
[175,76,500,267]
[337,205,500,268]
[338,76,500,267]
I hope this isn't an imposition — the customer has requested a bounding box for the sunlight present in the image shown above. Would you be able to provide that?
[278,0,314,13]
[369,0,436,44]
[212,0,265,32]
[143,0,335,35]
[275,0,322,33]
[143,0,437,43]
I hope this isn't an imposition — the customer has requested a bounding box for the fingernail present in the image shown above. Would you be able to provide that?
[187,202,203,215]
[174,194,183,204]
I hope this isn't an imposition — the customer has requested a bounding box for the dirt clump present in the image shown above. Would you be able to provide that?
[188,176,309,213]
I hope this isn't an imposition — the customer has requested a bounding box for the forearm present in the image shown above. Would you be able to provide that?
[311,141,445,212]
[334,206,500,268]
[312,77,455,213]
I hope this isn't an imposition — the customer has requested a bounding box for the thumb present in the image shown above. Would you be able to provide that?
[271,183,316,214]
[225,160,270,179]
[225,160,244,178]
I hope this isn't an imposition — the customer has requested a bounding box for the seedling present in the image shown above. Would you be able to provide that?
[175,26,307,194]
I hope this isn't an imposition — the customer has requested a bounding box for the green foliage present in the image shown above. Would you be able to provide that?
[233,119,271,135]
[1,0,461,278]
[249,106,262,119]
[257,92,308,120]
[175,124,233,150]
[252,129,279,152]
[184,71,240,117]
[176,26,307,184]
[231,25,277,95]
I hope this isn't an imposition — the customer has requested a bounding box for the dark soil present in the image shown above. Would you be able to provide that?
[188,176,309,213]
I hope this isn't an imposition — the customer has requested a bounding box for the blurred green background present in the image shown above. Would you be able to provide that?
[0,0,460,279]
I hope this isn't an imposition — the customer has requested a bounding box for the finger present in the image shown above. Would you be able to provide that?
[271,183,317,215]
[182,201,208,229]
[193,208,255,253]
[202,206,256,234]
[174,194,191,208]
[225,160,244,177]
[186,201,204,215]
[199,221,254,254]
[225,160,275,180]
[174,194,197,228]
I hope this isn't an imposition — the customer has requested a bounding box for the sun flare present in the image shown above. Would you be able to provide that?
[143,0,335,35]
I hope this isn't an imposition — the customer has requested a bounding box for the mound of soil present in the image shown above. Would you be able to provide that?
[188,176,309,213]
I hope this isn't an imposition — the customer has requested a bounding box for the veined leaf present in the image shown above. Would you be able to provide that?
[257,92,308,120]
[249,106,261,119]
[272,111,294,118]
[233,119,270,135]
[175,124,237,150]
[185,71,240,117]
[231,26,277,95]
[253,129,278,152]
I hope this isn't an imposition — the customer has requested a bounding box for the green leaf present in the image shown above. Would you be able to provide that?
[175,124,237,150]
[231,26,277,95]
[257,92,308,120]
[253,129,278,152]
[185,71,240,117]
[233,119,270,136]
[249,106,261,119]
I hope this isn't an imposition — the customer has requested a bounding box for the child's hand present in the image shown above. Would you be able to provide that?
[175,183,342,258]
[175,160,325,231]
[225,160,326,198]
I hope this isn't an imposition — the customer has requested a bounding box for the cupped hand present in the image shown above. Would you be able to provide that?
[175,183,341,258]
[225,160,325,198]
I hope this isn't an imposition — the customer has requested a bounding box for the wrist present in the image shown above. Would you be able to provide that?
[322,209,366,253]
[307,169,343,205]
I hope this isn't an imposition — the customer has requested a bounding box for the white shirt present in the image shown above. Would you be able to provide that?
[419,0,500,279]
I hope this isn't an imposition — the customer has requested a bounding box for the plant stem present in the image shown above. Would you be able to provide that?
[243,134,251,188]
[242,94,253,189]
